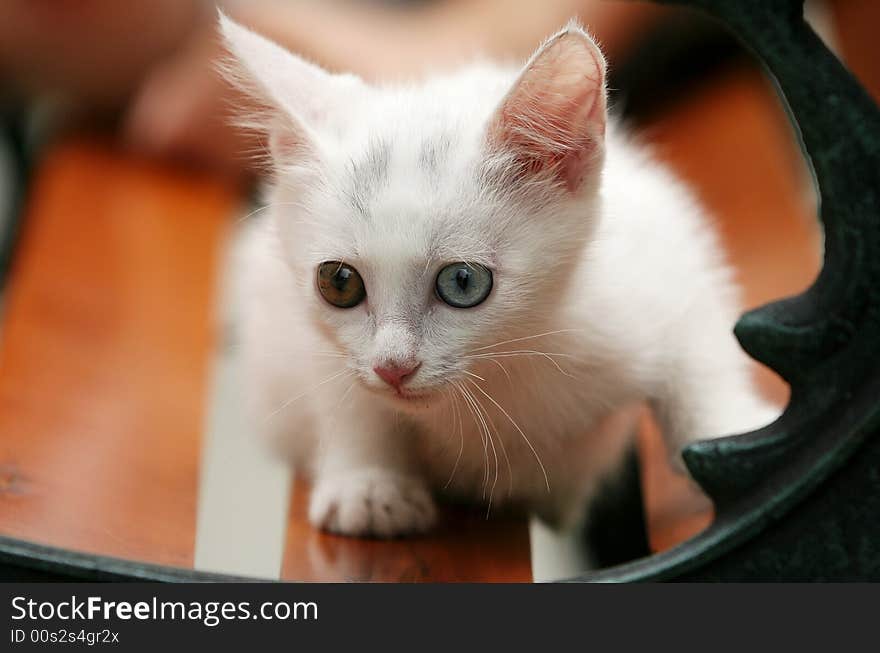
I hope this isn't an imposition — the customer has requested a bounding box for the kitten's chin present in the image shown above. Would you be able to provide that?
[391,391,439,410]
[370,386,440,412]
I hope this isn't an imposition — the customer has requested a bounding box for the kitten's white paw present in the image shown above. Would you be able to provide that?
[308,470,437,538]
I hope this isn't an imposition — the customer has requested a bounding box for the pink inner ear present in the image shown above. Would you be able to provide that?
[267,113,315,165]
[269,129,305,161]
[491,31,607,193]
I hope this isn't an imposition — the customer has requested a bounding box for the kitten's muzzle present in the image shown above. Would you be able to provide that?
[373,361,421,390]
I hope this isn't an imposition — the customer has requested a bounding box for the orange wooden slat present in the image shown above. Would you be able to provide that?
[832,0,880,103]
[0,140,235,568]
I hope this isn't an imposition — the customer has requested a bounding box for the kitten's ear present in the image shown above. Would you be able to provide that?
[218,12,360,163]
[488,21,607,193]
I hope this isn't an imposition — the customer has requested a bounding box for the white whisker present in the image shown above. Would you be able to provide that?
[463,383,495,504]
[465,382,500,515]
[462,369,487,382]
[465,379,514,507]
[317,377,358,460]
[454,380,491,497]
[468,328,582,353]
[262,368,353,422]
[444,387,466,490]
[467,350,578,379]
[467,378,550,492]
[235,201,310,225]
[486,358,514,387]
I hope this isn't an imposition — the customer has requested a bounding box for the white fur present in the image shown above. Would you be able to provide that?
[223,16,779,537]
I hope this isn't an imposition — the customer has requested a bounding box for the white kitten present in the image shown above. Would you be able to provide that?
[222,16,779,538]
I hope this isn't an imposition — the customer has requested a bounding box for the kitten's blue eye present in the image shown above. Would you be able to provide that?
[436,263,493,308]
[317,261,366,308]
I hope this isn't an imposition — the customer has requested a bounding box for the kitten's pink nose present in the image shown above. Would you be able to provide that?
[373,361,421,388]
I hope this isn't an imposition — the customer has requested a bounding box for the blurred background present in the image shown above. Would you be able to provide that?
[0,0,877,581]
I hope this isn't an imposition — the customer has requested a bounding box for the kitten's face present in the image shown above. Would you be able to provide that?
[222,16,607,409]
[291,142,553,408]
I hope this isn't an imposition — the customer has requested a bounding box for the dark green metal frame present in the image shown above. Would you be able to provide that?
[1,0,878,581]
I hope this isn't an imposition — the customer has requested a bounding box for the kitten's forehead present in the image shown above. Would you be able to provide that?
[318,204,495,271]
[343,138,392,219]
[319,142,496,263]
[302,66,518,266]
[325,67,512,203]
[343,129,456,188]
[338,129,470,216]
